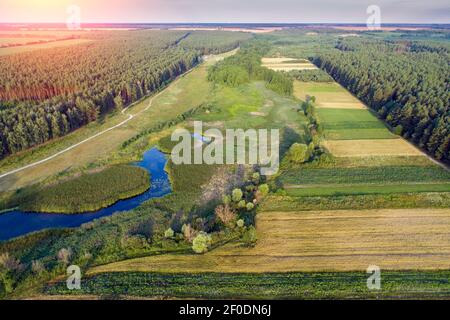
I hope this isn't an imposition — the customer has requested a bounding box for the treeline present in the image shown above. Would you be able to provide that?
[178,31,252,54]
[208,41,293,95]
[313,38,450,164]
[0,30,247,160]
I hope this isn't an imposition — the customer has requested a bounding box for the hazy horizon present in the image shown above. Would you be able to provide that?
[0,0,449,24]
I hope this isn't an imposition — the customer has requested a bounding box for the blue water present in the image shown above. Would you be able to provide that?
[0,148,171,241]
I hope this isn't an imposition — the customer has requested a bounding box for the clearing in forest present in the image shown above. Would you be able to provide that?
[294,81,366,109]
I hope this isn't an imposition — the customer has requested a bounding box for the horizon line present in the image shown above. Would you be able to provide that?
[1,22,449,26]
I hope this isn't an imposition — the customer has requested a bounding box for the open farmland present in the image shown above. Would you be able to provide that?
[323,139,424,157]
[0,39,94,56]
[88,209,450,273]
[294,81,366,109]
[262,57,318,71]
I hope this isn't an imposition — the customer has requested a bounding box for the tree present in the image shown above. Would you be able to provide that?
[192,232,212,254]
[232,188,243,202]
[215,204,237,226]
[164,228,175,238]
[285,143,310,164]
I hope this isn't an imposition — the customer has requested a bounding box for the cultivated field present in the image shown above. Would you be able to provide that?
[294,81,366,109]
[0,39,93,56]
[89,209,450,274]
[262,57,318,71]
[323,139,424,157]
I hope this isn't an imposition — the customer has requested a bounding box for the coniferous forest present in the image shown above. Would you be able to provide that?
[313,38,450,163]
[0,30,251,159]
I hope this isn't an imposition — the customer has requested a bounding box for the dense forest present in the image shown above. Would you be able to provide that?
[0,30,250,160]
[313,38,450,164]
[208,41,293,95]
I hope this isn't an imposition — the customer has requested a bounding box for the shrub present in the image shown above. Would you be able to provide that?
[164,228,175,239]
[215,204,237,226]
[242,226,257,246]
[238,200,246,209]
[57,248,72,265]
[31,260,45,274]
[232,188,243,202]
[182,224,196,242]
[285,143,310,164]
[222,195,231,205]
[252,172,261,184]
[258,184,269,196]
[192,232,212,254]
[246,202,255,211]
[394,125,403,135]
[236,219,245,228]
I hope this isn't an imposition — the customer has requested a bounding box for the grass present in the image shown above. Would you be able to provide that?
[260,193,450,211]
[44,271,450,299]
[325,128,396,140]
[19,165,149,214]
[87,208,450,274]
[285,183,450,197]
[316,109,387,130]
[279,166,450,185]
[294,81,366,109]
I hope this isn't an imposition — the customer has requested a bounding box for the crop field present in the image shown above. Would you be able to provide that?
[88,208,450,274]
[0,39,94,56]
[294,81,366,109]
[279,166,450,185]
[285,183,450,197]
[262,57,318,71]
[260,193,450,211]
[44,271,450,299]
[323,139,424,157]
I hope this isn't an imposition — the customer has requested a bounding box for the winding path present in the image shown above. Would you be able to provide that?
[0,69,192,180]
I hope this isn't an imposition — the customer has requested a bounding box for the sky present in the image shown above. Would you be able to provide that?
[0,0,449,24]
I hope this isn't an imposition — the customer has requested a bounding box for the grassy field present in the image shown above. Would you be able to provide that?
[285,183,450,197]
[280,166,450,185]
[18,165,149,213]
[0,39,93,56]
[260,193,450,211]
[88,209,450,273]
[44,271,450,299]
[294,81,366,109]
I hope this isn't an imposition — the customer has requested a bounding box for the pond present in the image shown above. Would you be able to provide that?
[0,148,171,241]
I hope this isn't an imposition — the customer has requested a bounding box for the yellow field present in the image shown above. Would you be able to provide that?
[88,209,450,274]
[0,39,93,56]
[0,51,230,192]
[323,139,424,157]
[0,37,54,45]
[294,81,366,109]
[262,57,318,71]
